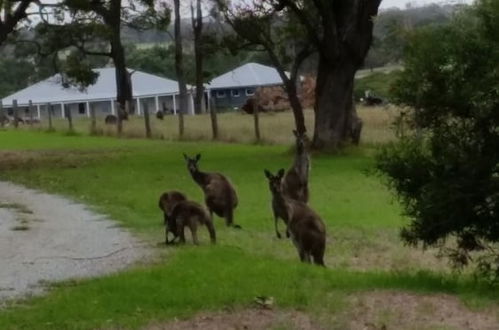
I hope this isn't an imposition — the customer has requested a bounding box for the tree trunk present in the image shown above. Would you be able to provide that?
[192,0,205,114]
[253,98,261,142]
[90,103,97,134]
[283,80,306,135]
[312,56,357,149]
[174,0,189,131]
[109,24,132,136]
[0,1,32,48]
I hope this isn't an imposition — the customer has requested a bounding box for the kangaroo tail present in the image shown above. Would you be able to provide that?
[226,205,241,229]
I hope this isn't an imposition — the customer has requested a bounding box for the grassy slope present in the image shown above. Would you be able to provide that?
[0,131,496,329]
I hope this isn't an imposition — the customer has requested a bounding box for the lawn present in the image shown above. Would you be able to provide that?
[0,130,497,329]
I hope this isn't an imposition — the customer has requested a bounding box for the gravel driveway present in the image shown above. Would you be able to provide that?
[0,181,149,303]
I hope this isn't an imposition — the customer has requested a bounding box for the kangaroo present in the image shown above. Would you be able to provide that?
[282,130,310,203]
[264,169,326,266]
[184,153,240,228]
[158,191,216,245]
[158,190,187,244]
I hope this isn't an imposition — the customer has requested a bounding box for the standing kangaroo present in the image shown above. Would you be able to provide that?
[265,169,326,266]
[158,191,216,245]
[282,130,310,203]
[183,153,240,228]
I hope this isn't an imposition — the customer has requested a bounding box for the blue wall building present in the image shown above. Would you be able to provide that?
[207,63,285,111]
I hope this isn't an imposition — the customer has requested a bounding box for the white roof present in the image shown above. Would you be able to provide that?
[207,62,285,90]
[1,68,184,107]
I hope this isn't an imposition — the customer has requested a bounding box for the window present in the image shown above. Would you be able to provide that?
[245,88,255,96]
[231,89,240,97]
[78,103,86,114]
[216,90,226,98]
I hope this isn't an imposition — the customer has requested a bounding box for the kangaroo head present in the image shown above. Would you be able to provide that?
[160,191,187,217]
[293,130,308,154]
[264,169,285,195]
[183,153,201,174]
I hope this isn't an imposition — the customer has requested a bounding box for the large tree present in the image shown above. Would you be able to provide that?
[281,0,381,149]
[376,0,499,279]
[217,0,381,149]
[217,0,311,136]
[35,0,167,133]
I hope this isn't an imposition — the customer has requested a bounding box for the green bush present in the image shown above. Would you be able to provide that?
[376,0,499,280]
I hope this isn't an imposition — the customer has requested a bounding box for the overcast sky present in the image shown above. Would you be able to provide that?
[380,0,474,9]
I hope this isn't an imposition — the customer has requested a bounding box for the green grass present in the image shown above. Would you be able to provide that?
[0,130,497,329]
[7,106,399,146]
[354,70,402,101]
[1,247,497,330]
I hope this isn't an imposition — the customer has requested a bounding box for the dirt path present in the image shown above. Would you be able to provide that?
[0,181,150,303]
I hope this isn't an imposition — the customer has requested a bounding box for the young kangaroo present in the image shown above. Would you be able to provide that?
[183,153,240,228]
[158,191,216,245]
[158,190,187,244]
[265,169,326,266]
[282,130,310,203]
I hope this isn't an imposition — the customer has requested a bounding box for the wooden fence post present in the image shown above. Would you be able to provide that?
[143,101,152,138]
[253,98,261,142]
[125,100,131,118]
[64,104,73,131]
[116,102,123,136]
[13,99,19,128]
[28,100,34,128]
[0,100,4,128]
[47,103,53,131]
[209,98,218,140]
[90,103,96,134]
[178,111,184,139]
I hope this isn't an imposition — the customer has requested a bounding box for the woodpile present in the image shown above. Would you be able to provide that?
[241,76,316,114]
[298,76,316,109]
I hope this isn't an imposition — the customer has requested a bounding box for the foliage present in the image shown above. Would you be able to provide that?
[376,0,499,280]
[30,0,169,90]
[0,58,35,98]
[126,43,271,84]
[364,3,458,68]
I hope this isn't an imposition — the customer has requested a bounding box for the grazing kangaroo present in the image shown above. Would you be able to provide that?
[184,153,240,228]
[264,169,326,266]
[282,130,310,203]
[104,112,128,125]
[158,191,216,245]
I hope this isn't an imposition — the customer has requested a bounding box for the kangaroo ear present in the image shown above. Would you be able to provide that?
[183,153,189,161]
[195,153,201,161]
[264,169,272,179]
[292,129,298,137]
[277,168,285,178]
